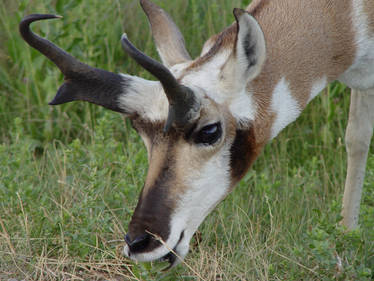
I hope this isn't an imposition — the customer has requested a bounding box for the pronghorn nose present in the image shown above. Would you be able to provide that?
[124,233,151,252]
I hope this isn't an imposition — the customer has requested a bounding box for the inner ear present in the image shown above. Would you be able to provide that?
[221,9,266,89]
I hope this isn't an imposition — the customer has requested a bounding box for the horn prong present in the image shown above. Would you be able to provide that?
[121,34,201,129]
[20,14,127,112]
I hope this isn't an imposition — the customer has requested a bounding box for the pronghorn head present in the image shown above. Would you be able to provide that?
[20,0,266,268]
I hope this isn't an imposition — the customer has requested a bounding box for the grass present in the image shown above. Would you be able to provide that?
[0,0,373,280]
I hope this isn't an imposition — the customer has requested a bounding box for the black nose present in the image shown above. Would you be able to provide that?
[124,233,151,252]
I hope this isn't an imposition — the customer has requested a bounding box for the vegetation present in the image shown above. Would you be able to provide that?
[0,0,373,280]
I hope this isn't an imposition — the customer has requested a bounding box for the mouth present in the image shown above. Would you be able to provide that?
[123,230,186,270]
[159,248,178,270]
[158,230,185,270]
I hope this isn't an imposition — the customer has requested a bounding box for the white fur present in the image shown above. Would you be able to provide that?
[338,0,374,90]
[182,50,232,104]
[121,45,259,127]
[229,88,257,126]
[308,76,328,104]
[119,55,259,126]
[118,74,169,122]
[123,233,176,262]
[181,51,257,126]
[124,142,232,263]
[270,78,302,139]
[168,142,232,263]
[169,61,193,78]
[200,38,216,57]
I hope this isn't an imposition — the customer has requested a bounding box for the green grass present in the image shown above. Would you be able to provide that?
[0,0,373,280]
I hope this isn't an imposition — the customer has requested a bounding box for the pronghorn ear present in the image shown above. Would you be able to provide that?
[221,9,266,89]
[140,0,191,68]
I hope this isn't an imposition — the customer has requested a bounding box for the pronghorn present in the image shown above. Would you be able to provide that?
[20,0,374,268]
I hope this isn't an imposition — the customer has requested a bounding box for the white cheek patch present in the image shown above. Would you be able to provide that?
[118,74,169,122]
[166,144,232,254]
[307,76,328,104]
[270,78,302,139]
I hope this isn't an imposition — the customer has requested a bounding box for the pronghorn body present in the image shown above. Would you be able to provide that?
[20,0,374,268]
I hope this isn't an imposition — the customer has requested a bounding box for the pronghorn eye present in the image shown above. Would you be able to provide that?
[194,122,222,145]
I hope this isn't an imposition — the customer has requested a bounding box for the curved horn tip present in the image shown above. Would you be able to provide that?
[120,33,132,53]
[21,14,62,24]
[121,33,139,57]
[20,14,63,38]
[121,33,128,41]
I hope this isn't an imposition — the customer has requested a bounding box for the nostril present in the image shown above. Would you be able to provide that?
[124,233,151,252]
[124,234,132,246]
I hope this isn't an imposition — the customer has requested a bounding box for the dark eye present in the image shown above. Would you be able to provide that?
[194,122,222,145]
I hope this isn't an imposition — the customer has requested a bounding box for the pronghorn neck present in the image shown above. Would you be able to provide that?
[188,0,358,146]
[244,0,357,144]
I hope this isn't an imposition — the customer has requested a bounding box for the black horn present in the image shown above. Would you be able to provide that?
[121,34,200,131]
[19,14,128,113]
[20,14,89,78]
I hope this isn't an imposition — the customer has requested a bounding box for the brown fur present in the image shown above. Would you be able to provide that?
[128,120,180,249]
[363,0,374,34]
[127,102,237,245]
[186,0,356,145]
[125,0,365,255]
[131,119,179,198]
[229,126,260,187]
[248,0,356,144]
[186,25,237,71]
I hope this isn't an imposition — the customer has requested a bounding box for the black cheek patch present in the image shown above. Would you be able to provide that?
[229,127,260,184]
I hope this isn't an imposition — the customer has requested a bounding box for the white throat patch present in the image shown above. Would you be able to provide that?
[270,78,302,139]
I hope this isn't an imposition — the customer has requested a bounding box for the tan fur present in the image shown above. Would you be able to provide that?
[363,0,374,33]
[173,103,237,194]
[137,98,236,199]
[183,0,357,144]
[247,0,356,143]
[124,0,370,258]
[186,25,237,71]
[142,141,169,197]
